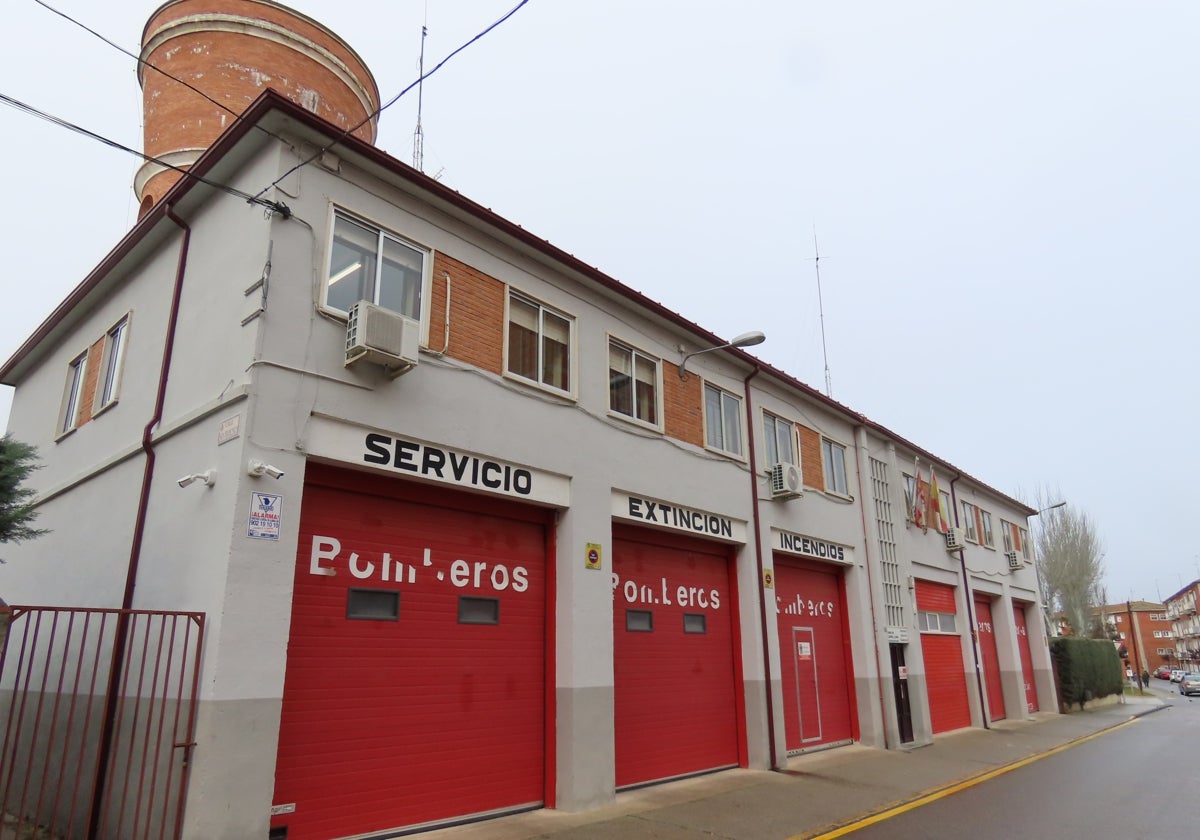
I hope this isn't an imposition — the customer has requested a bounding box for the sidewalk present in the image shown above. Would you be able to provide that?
[422,690,1167,840]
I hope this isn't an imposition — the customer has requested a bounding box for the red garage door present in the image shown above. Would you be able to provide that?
[916,580,971,734]
[1014,604,1040,713]
[612,526,743,788]
[775,558,856,753]
[974,597,1006,721]
[271,465,550,839]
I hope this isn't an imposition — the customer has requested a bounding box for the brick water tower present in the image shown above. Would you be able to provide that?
[136,0,380,214]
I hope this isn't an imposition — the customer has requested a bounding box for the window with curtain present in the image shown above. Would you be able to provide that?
[961,501,979,542]
[704,383,742,456]
[507,291,573,393]
[822,438,848,495]
[763,412,795,466]
[96,316,129,410]
[59,352,88,435]
[325,210,426,320]
[609,340,659,425]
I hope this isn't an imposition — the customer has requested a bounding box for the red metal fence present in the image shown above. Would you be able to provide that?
[0,607,204,840]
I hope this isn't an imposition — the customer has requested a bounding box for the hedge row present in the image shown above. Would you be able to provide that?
[1050,636,1123,708]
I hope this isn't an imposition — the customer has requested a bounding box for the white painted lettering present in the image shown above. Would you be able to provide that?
[349,552,374,580]
[490,564,510,590]
[310,536,339,577]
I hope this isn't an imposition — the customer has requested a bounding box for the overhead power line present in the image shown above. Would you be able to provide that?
[32,0,290,146]
[252,0,531,202]
[0,91,289,216]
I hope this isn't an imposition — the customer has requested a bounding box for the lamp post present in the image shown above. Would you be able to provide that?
[678,331,766,378]
[1028,501,1066,637]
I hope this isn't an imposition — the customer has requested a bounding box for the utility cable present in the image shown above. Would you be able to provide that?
[251,0,531,202]
[0,91,290,216]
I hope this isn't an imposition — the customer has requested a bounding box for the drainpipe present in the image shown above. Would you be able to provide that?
[88,205,192,839]
[851,426,889,749]
[742,365,778,770]
[948,470,988,730]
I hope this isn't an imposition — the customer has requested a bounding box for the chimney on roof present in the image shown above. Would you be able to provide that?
[136,0,380,216]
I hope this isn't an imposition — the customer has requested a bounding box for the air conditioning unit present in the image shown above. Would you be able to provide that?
[944,528,966,552]
[1005,551,1021,570]
[345,300,419,377]
[768,463,803,500]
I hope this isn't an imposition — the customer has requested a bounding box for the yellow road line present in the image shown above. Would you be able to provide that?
[794,718,1138,840]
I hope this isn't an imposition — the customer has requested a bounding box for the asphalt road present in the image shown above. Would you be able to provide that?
[839,687,1199,839]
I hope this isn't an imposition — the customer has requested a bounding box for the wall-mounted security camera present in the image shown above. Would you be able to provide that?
[177,469,216,488]
[247,459,285,480]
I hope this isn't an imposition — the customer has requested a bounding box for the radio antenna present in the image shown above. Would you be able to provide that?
[412,14,428,171]
[813,225,833,397]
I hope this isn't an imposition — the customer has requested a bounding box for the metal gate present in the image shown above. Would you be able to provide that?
[0,607,204,840]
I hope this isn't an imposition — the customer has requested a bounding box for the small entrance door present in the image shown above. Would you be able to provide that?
[890,643,914,744]
[791,627,822,743]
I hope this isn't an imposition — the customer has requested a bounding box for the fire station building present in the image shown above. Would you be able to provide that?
[0,3,1054,838]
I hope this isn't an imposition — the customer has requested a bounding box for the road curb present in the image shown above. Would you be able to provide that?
[794,712,1149,840]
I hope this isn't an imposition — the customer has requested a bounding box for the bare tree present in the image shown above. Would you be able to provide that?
[1033,491,1104,636]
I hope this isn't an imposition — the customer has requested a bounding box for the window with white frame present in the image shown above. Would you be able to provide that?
[95,316,129,411]
[704,383,743,456]
[608,339,659,426]
[507,292,573,393]
[1020,527,1031,560]
[1001,519,1014,551]
[980,509,994,548]
[938,490,951,532]
[822,438,848,495]
[325,210,426,319]
[762,411,795,466]
[918,611,957,633]
[961,501,979,542]
[59,352,88,435]
[902,474,917,520]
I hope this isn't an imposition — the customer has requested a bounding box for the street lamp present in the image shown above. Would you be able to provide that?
[678,331,766,378]
[1029,501,1066,637]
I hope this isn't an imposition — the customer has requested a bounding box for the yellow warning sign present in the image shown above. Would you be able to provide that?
[585,542,602,570]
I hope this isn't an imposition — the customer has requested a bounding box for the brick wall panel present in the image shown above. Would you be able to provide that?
[798,425,823,489]
[663,367,704,448]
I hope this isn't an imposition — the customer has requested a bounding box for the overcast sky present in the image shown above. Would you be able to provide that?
[3,1,1197,603]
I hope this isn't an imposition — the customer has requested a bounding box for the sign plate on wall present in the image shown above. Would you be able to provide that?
[305,416,570,507]
[612,491,746,543]
[217,414,241,445]
[771,528,853,565]
[586,542,603,570]
[248,492,282,540]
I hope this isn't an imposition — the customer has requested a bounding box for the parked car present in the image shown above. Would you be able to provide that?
[1171,669,1185,683]
[1156,665,1173,680]
[1179,673,1200,696]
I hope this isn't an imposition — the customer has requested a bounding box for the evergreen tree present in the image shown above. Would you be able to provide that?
[0,434,47,553]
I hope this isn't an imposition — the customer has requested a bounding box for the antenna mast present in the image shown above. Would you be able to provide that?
[412,19,428,171]
[813,226,833,397]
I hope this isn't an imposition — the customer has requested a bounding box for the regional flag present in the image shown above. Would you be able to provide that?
[913,465,928,531]
[930,467,949,532]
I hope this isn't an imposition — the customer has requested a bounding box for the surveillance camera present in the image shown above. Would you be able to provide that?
[248,459,285,480]
[177,469,216,488]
